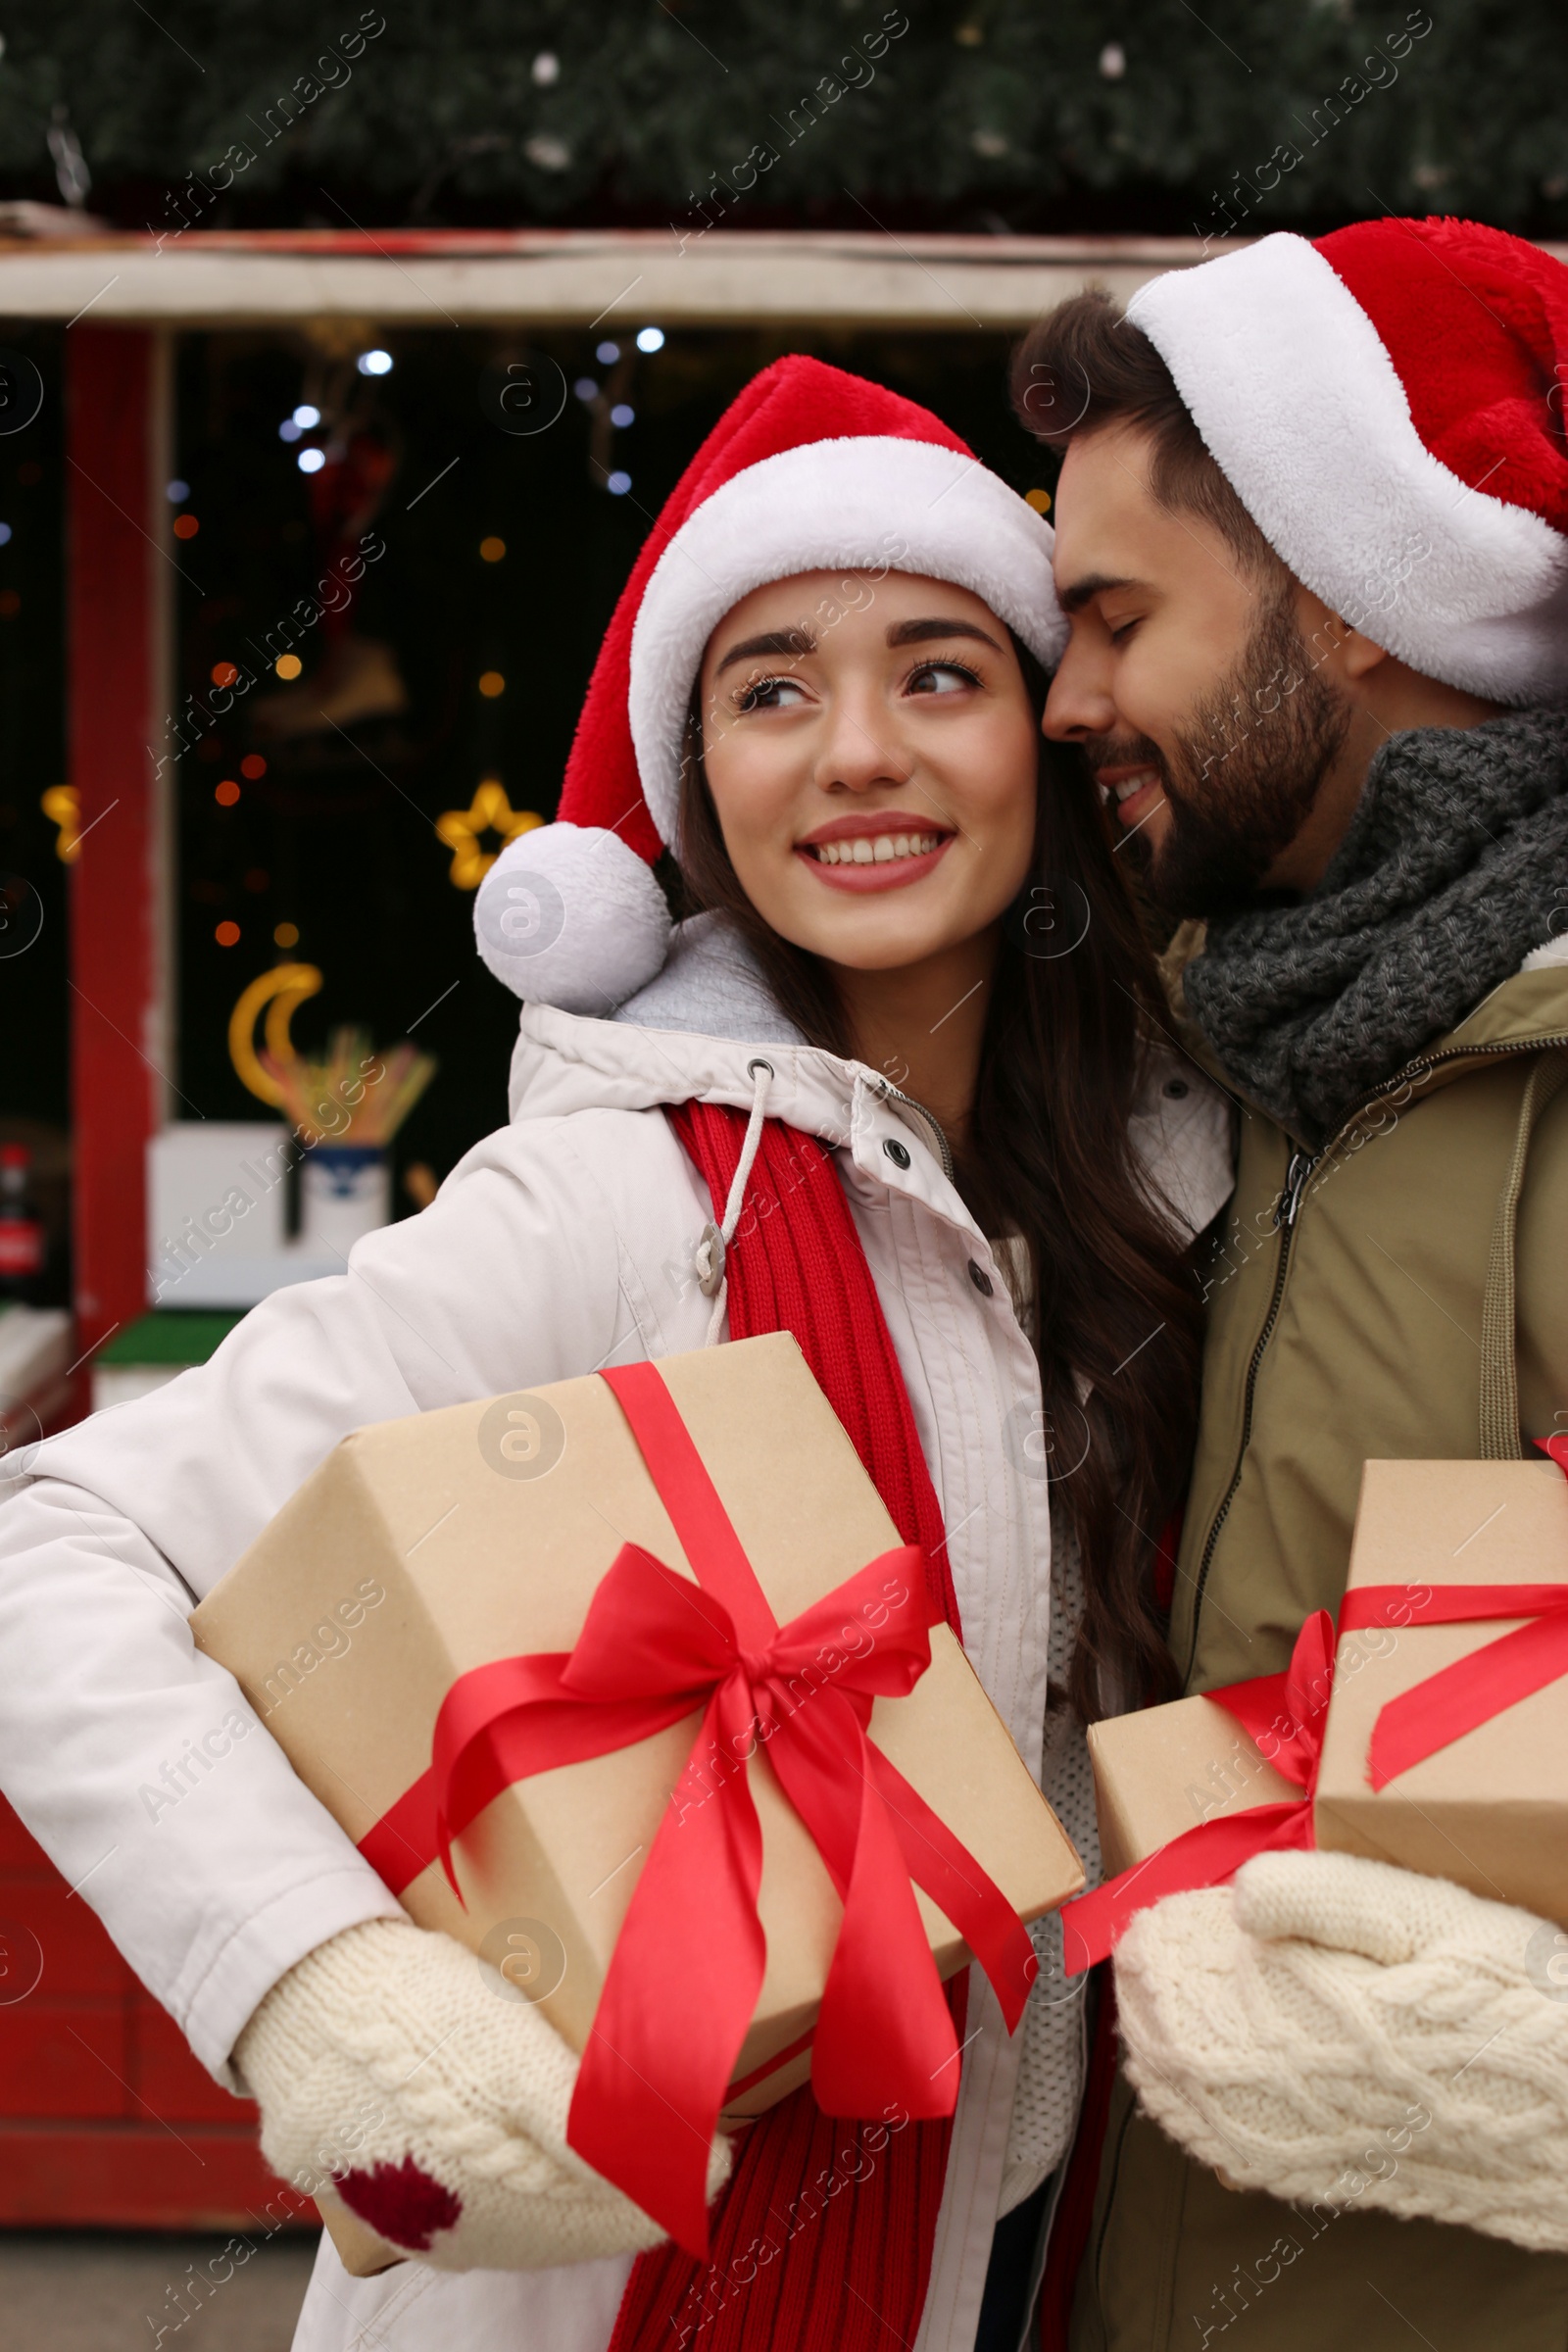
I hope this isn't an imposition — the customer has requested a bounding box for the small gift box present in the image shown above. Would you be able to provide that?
[1064,1614,1330,1971]
[192,1332,1082,2256]
[1314,1455,1568,1923]
[1087,1692,1302,1882]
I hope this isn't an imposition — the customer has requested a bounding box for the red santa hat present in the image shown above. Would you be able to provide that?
[1127,218,1568,704]
[475,354,1064,1011]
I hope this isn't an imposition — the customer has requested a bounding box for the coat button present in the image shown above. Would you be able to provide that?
[1163,1078,1190,1099]
[882,1138,911,1169]
[967,1259,994,1298]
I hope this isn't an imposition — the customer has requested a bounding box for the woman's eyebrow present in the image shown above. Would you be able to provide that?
[713,625,816,676]
[885,616,1004,652]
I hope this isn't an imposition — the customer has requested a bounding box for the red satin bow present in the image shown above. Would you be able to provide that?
[357,1358,1037,2258]
[1059,1609,1337,1974]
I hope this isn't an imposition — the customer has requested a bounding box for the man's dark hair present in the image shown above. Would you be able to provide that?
[1010,288,1285,578]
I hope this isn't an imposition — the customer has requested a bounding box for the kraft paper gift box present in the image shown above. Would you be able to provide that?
[1312,1456,1568,1920]
[192,1331,1082,2270]
[1086,1691,1302,1883]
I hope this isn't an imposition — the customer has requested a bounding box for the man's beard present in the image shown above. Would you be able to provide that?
[1101,588,1351,918]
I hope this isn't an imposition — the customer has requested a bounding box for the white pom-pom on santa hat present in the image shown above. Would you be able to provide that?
[1128,219,1568,705]
[475,354,1064,1014]
[473,824,674,1016]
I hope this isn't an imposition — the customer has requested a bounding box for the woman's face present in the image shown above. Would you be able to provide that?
[694,569,1040,973]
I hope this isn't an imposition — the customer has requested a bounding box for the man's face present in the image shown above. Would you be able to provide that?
[1043,422,1348,914]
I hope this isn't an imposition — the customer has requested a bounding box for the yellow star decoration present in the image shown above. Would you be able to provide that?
[435,778,543,890]
[41,784,81,862]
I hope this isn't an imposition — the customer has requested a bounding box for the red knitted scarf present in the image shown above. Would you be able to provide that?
[607,1103,962,2352]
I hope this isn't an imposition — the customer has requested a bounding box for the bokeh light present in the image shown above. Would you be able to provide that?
[480,535,506,562]
[173,514,199,539]
[215,920,240,947]
[240,754,267,779]
[215,780,240,807]
[478,670,506,699]
[636,326,665,353]
[274,654,303,680]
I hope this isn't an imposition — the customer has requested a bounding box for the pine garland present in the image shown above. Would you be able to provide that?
[2,1,1566,239]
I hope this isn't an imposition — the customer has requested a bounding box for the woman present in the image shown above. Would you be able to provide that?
[0,358,1230,2352]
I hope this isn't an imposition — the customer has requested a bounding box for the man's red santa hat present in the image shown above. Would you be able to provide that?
[475,354,1064,1011]
[1127,217,1568,704]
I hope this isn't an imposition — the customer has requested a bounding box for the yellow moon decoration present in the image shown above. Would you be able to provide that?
[228,962,324,1107]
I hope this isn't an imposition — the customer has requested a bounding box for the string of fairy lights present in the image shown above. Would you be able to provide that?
[154,324,667,962]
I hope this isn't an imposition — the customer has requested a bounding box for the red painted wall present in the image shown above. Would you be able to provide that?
[0,1795,311,2228]
[65,324,165,1361]
[5,331,308,2230]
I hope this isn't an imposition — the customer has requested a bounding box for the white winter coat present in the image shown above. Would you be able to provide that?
[0,917,1232,2352]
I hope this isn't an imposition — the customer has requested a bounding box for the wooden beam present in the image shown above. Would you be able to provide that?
[0,229,1243,330]
[7,229,1568,332]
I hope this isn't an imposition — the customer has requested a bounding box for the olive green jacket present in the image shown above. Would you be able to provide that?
[1074,949,1568,2352]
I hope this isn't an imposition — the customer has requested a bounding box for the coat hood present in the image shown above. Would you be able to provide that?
[506,912,1236,1244]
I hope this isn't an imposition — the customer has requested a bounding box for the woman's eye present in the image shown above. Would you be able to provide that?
[1107,616,1141,645]
[906,660,981,696]
[735,674,808,712]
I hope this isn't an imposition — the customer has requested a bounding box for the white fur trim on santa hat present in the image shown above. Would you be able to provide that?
[628,435,1065,842]
[473,822,672,1011]
[1129,233,1568,705]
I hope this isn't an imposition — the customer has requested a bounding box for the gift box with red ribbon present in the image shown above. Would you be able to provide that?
[1315,1451,1568,1915]
[192,1332,1082,2257]
[1062,1446,1568,1975]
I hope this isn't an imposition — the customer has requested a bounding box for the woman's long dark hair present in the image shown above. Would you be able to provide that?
[675,643,1203,1719]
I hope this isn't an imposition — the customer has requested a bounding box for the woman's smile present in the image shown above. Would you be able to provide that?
[796,810,955,892]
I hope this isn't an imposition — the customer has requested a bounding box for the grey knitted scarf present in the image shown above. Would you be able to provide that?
[1183,708,1568,1147]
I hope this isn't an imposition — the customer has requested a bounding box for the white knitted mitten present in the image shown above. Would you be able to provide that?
[235,1918,732,2270]
[1114,1848,1568,2253]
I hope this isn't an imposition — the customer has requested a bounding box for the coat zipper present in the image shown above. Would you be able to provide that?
[879,1080,956,1183]
[1181,1028,1568,1687]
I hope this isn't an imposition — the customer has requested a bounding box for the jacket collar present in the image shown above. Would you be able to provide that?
[508,913,881,1142]
[507,910,1237,1244]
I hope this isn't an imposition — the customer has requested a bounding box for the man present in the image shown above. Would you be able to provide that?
[1016,217,1568,2350]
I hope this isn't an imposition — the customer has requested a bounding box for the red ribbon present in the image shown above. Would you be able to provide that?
[1059,1609,1336,1974]
[357,1358,1037,2258]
